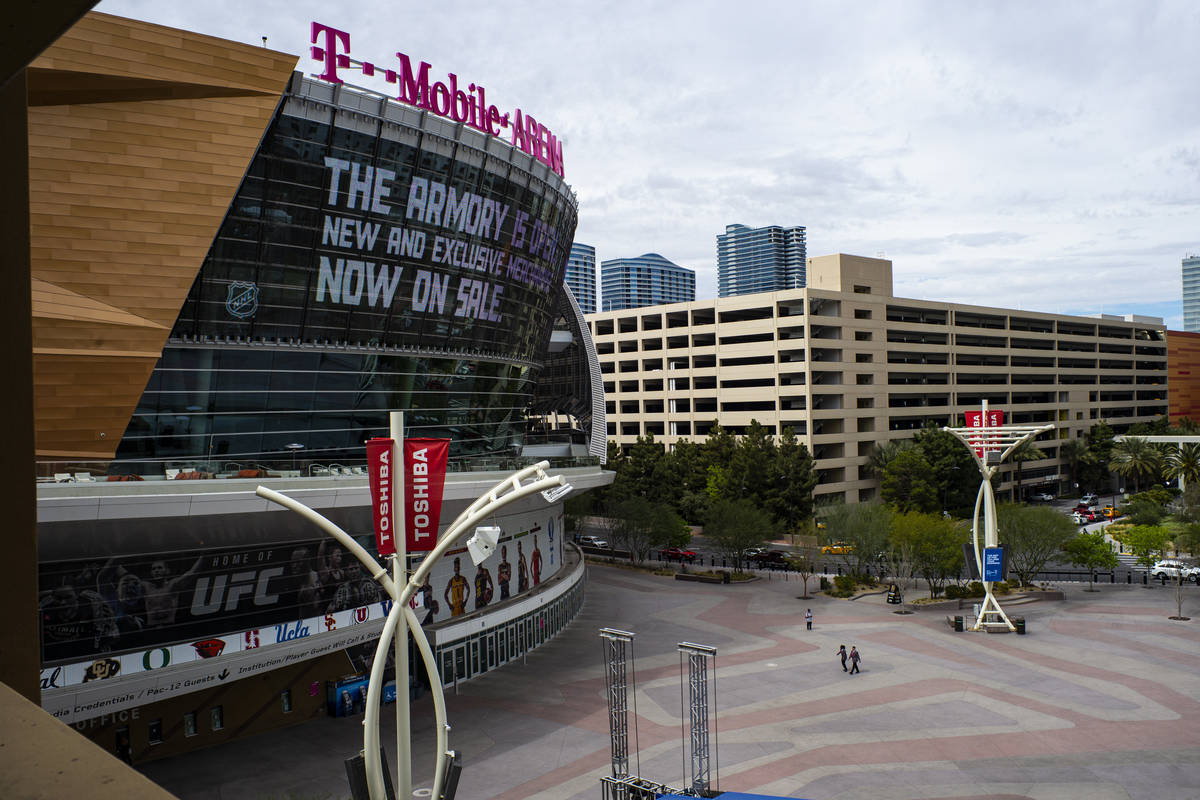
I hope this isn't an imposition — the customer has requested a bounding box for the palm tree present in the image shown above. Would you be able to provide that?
[1109,437,1163,494]
[866,439,914,479]
[1057,439,1094,494]
[1010,439,1046,501]
[1164,443,1200,487]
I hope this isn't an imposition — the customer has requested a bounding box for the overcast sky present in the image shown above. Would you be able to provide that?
[97,0,1200,327]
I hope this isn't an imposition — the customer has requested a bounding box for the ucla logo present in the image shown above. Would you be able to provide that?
[225,281,259,319]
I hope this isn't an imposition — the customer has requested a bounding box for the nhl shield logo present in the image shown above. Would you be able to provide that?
[225,281,259,319]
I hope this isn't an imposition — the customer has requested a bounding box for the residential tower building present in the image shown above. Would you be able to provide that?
[1183,254,1200,332]
[717,223,807,297]
[565,242,597,314]
[600,253,695,311]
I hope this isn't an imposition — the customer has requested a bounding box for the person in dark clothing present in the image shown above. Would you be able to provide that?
[837,644,848,672]
[848,645,861,674]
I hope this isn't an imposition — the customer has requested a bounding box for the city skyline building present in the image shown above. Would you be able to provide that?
[717,223,807,297]
[566,242,597,314]
[600,252,695,311]
[1183,254,1200,332]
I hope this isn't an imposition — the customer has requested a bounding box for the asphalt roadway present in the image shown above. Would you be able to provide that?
[140,563,1200,800]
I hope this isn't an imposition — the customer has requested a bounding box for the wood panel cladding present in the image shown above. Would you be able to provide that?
[27,13,296,461]
[1168,330,1200,424]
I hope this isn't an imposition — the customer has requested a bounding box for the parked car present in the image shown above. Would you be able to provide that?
[1150,559,1200,582]
[576,535,609,549]
[1029,492,1055,502]
[750,550,789,568]
[743,547,769,559]
[1100,505,1118,519]
[660,546,698,563]
[1081,493,1099,506]
[1072,511,1096,525]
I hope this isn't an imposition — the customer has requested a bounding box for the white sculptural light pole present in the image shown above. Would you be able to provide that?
[943,400,1053,632]
[257,459,567,800]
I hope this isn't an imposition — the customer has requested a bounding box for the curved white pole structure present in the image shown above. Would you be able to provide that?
[256,459,566,800]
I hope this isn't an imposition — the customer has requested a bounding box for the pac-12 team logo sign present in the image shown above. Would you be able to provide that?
[225,281,259,319]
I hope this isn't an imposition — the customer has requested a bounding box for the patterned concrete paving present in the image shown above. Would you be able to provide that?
[140,564,1200,800]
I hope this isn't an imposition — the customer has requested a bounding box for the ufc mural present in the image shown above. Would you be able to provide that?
[39,538,382,664]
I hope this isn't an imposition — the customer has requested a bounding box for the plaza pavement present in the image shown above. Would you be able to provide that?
[139,563,1200,800]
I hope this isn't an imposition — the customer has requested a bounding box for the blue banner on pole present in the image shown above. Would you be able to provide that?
[984,547,1004,582]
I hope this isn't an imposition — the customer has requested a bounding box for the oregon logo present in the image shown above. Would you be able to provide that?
[225,281,259,319]
[143,648,171,670]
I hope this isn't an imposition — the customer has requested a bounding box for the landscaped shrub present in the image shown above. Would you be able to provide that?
[830,574,857,597]
[944,584,963,599]
[819,576,830,591]
[966,581,986,597]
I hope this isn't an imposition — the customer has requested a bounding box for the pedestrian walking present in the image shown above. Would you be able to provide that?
[848,645,861,675]
[805,608,813,630]
[837,644,847,672]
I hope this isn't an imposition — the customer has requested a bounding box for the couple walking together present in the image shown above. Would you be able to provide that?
[836,644,860,674]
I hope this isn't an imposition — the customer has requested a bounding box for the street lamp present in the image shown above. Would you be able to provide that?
[256,459,567,800]
[285,442,304,472]
[943,401,1053,632]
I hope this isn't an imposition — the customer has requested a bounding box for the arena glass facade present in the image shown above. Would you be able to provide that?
[113,72,585,471]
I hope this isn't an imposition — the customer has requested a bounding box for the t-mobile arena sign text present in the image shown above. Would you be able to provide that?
[310,22,565,178]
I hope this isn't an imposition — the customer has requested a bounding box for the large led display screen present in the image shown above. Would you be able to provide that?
[173,82,577,366]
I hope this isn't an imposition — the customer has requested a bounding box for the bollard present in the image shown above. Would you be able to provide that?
[1143,572,1147,585]
[1127,572,1131,584]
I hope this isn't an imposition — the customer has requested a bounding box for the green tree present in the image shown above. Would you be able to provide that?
[1125,498,1166,526]
[704,498,774,567]
[721,420,775,505]
[1109,436,1163,495]
[996,504,1078,586]
[1164,443,1200,487]
[1009,438,1047,501]
[1080,421,1116,491]
[887,511,941,592]
[787,543,821,599]
[610,496,689,563]
[821,502,892,576]
[881,449,938,513]
[1058,438,1094,495]
[866,438,914,479]
[913,425,978,513]
[1176,522,1200,556]
[765,426,817,535]
[1125,524,1170,572]
[1062,531,1119,590]
[890,512,967,598]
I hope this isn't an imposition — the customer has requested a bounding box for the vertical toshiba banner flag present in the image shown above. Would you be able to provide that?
[404,439,450,552]
[964,410,1004,457]
[366,438,396,556]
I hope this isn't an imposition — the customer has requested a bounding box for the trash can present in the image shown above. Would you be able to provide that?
[954,615,964,632]
[1014,617,1026,635]
[722,571,731,585]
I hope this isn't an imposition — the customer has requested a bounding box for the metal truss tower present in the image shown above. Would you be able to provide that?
[678,642,717,796]
[600,628,635,781]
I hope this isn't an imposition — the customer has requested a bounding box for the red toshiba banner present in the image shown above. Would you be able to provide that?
[964,410,1004,457]
[404,438,450,552]
[366,438,396,555]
